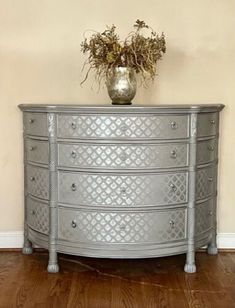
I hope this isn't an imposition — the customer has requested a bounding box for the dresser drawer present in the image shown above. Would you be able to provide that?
[197,139,216,165]
[58,171,188,207]
[58,207,186,243]
[197,113,218,137]
[27,196,49,235]
[195,199,213,236]
[26,165,49,200]
[196,167,214,200]
[25,139,49,165]
[58,143,189,170]
[23,112,48,137]
[57,114,189,140]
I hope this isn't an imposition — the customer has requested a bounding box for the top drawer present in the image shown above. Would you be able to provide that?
[57,114,189,140]
[197,113,218,137]
[23,112,48,137]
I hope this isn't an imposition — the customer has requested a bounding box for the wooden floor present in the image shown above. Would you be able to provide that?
[0,251,235,308]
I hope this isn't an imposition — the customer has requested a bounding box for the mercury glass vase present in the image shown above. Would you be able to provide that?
[106,67,137,105]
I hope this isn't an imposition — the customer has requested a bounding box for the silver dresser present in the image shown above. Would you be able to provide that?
[19,104,224,273]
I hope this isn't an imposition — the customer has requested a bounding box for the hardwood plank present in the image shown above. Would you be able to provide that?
[0,252,235,308]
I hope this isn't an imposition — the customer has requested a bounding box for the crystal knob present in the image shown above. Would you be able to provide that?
[71,183,77,191]
[120,152,127,161]
[208,145,214,152]
[120,224,126,231]
[71,151,77,158]
[210,119,215,125]
[120,187,127,196]
[169,183,177,192]
[208,177,213,182]
[29,146,35,151]
[208,211,213,216]
[120,125,128,132]
[170,150,177,159]
[171,121,178,130]
[30,210,35,215]
[29,118,34,124]
[71,122,76,129]
[71,220,77,228]
[30,176,35,181]
[169,220,175,228]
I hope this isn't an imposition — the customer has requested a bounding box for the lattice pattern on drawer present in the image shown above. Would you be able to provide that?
[27,197,49,235]
[58,143,188,169]
[57,114,189,139]
[25,139,49,165]
[58,172,188,206]
[195,199,213,235]
[26,165,49,200]
[58,208,186,243]
[197,113,218,137]
[196,167,214,200]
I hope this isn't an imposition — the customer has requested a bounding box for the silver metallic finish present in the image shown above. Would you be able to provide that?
[19,104,224,273]
[106,67,137,105]
[47,113,59,273]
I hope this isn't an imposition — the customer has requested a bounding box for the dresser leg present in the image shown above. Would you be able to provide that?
[22,225,33,255]
[207,233,218,255]
[47,250,59,273]
[22,240,33,255]
[184,252,196,273]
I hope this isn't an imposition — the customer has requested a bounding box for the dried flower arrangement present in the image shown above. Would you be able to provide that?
[81,20,166,86]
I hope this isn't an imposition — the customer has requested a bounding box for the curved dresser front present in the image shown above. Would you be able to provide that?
[19,104,224,273]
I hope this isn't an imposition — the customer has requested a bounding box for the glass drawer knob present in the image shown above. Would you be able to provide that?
[210,119,215,125]
[169,220,175,228]
[71,122,76,129]
[71,183,77,191]
[169,183,177,192]
[30,176,35,181]
[120,224,126,231]
[171,121,178,130]
[208,177,213,182]
[29,119,34,124]
[208,211,213,216]
[71,220,77,228]
[170,150,177,159]
[30,210,35,215]
[29,146,35,151]
[71,151,77,158]
[120,153,127,161]
[120,125,128,132]
[208,145,214,152]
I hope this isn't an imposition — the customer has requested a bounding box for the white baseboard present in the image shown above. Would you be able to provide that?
[0,232,235,249]
[0,231,24,248]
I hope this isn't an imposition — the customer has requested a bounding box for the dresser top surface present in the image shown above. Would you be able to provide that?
[18,103,224,114]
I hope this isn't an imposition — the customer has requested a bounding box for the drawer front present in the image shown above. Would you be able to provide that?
[58,208,186,243]
[195,199,213,236]
[23,112,48,137]
[197,139,217,165]
[58,143,189,169]
[197,113,218,137]
[196,167,214,200]
[57,114,189,140]
[25,139,49,165]
[27,197,49,235]
[58,172,188,207]
[26,165,49,200]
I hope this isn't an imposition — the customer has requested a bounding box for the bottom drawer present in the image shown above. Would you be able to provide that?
[27,197,49,235]
[195,199,214,236]
[58,208,186,244]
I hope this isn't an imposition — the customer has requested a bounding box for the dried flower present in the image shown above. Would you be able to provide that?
[81,20,166,86]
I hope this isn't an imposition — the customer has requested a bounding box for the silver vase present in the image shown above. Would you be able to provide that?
[106,67,137,105]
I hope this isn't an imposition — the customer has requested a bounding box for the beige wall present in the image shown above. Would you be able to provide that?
[0,0,234,233]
